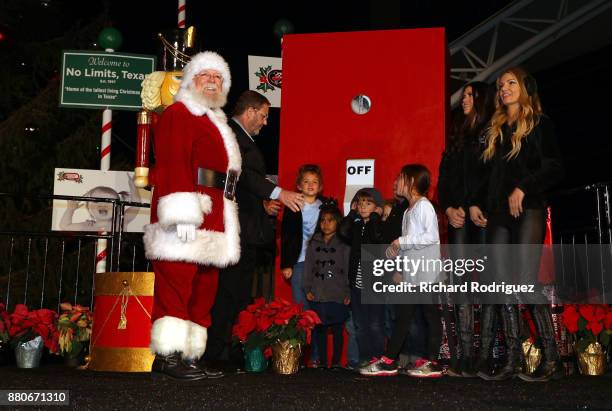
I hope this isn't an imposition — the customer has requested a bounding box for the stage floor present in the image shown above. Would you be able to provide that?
[1,365,611,410]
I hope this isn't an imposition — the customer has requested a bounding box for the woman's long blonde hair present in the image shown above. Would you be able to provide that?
[483,67,543,161]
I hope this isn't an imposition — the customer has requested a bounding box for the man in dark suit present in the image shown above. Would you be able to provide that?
[205,90,303,367]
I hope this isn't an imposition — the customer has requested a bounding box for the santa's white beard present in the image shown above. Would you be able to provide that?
[187,83,227,109]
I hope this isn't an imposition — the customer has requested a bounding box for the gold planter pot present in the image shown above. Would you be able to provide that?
[271,341,301,375]
[522,339,542,375]
[577,342,605,376]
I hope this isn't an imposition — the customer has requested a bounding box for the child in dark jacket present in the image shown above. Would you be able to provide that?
[339,187,385,365]
[280,164,324,306]
[280,164,324,366]
[303,200,350,369]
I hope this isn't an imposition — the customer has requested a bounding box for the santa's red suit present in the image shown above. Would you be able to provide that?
[143,52,241,361]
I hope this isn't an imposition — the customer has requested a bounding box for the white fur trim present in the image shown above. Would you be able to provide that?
[173,96,241,173]
[150,316,189,355]
[207,109,241,172]
[144,198,241,267]
[183,321,208,361]
[157,192,212,228]
[180,51,231,95]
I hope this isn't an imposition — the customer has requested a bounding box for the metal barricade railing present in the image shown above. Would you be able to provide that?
[550,181,612,303]
[0,193,150,310]
[551,182,611,244]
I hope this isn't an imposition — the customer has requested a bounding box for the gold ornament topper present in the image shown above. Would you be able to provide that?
[158,26,196,66]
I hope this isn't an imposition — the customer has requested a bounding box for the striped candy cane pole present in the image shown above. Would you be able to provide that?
[100,44,115,173]
[95,244,107,273]
[96,40,117,274]
[96,108,112,273]
[178,0,186,28]
[100,108,112,171]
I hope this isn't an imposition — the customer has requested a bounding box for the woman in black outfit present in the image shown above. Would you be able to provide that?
[476,67,564,382]
[438,81,494,377]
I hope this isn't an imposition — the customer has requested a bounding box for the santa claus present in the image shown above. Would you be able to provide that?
[143,51,240,380]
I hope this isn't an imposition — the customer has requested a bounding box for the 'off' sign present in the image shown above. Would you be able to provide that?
[343,159,375,215]
[346,159,375,186]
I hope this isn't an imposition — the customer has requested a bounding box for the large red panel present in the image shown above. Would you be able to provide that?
[276,28,447,299]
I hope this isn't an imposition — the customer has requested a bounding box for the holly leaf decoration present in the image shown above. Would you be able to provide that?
[254,65,276,93]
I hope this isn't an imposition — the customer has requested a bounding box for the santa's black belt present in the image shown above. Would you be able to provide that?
[197,167,239,200]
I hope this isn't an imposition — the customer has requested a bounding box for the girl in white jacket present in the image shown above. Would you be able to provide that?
[360,164,443,378]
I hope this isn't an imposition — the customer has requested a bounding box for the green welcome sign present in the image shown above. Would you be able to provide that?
[60,50,156,110]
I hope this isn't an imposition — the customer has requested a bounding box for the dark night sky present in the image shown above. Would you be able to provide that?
[108,0,612,190]
[5,0,611,188]
[101,0,525,173]
[108,0,514,104]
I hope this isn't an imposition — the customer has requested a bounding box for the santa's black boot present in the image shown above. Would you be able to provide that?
[184,357,225,379]
[151,352,208,380]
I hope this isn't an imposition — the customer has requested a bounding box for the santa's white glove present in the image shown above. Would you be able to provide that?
[176,224,197,242]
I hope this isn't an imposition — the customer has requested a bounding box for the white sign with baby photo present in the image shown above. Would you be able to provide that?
[51,168,152,233]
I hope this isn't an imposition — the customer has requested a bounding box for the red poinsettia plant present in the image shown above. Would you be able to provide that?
[562,304,612,351]
[232,298,321,357]
[57,302,93,356]
[0,303,59,353]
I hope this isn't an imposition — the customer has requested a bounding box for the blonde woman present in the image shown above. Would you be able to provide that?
[476,67,564,382]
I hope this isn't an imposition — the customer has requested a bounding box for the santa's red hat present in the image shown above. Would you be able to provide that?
[179,51,231,93]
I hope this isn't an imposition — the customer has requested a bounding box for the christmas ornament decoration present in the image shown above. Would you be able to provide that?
[273,18,294,39]
[98,27,123,51]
